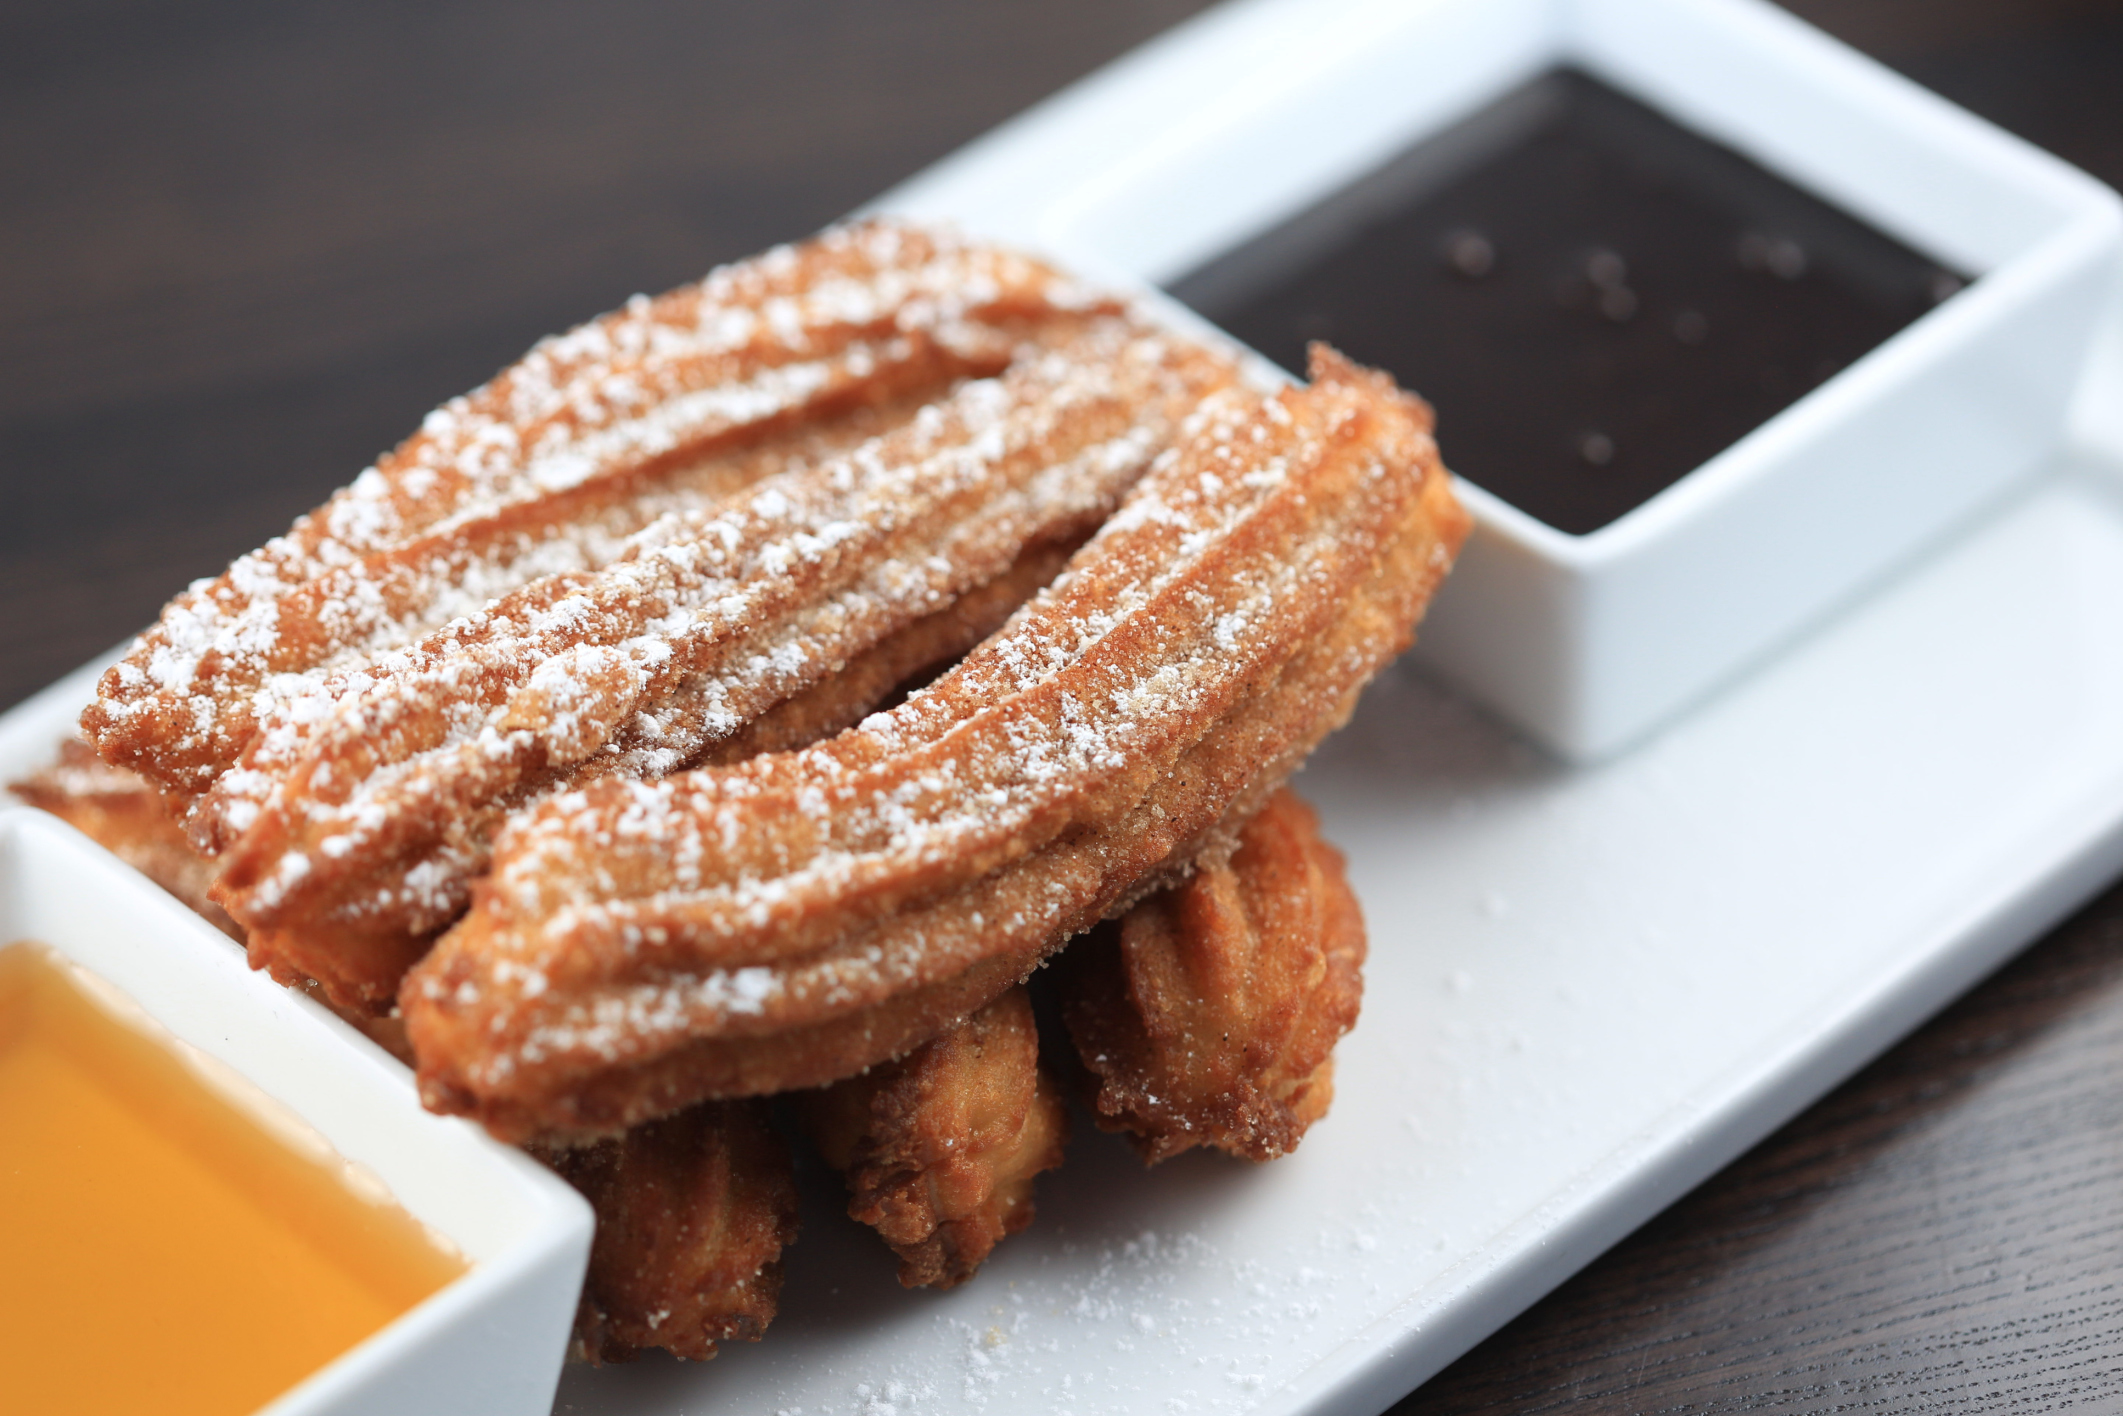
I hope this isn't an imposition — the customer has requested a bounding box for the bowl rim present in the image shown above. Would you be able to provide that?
[873,0,2123,568]
[0,805,592,1416]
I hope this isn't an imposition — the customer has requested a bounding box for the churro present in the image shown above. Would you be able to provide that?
[405,348,1466,1144]
[802,986,1067,1289]
[1061,788,1364,1162]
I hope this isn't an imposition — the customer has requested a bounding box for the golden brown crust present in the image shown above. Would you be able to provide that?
[540,1100,799,1363]
[241,919,438,1019]
[199,314,1229,1016]
[1061,788,1365,1163]
[693,535,1084,767]
[404,347,1468,1144]
[70,220,1162,1018]
[800,987,1067,1288]
[83,221,1106,808]
[215,532,1091,1020]
[36,217,1463,1355]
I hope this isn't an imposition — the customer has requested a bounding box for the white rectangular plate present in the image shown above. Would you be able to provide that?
[18,441,2123,1416]
[13,341,2123,1416]
[535,438,2123,1416]
[11,2,2123,1407]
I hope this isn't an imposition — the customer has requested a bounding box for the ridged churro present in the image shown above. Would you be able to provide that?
[1060,788,1364,1162]
[50,221,1468,1361]
[542,1101,798,1363]
[85,223,1107,811]
[406,348,1466,1144]
[802,986,1067,1289]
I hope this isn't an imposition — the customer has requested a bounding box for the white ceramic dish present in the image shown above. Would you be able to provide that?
[527,420,2123,1416]
[12,4,2123,1414]
[20,437,2123,1416]
[880,0,2123,761]
[0,779,592,1416]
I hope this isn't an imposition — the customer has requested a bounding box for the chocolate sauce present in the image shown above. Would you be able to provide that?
[1169,69,1965,535]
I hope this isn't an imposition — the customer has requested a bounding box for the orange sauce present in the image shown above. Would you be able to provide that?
[0,941,466,1416]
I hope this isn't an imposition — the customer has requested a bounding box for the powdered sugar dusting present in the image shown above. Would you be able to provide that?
[209,317,1234,939]
[85,220,1114,803]
[409,357,1455,1116]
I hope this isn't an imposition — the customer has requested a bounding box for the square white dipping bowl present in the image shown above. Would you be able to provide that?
[0,805,592,1416]
[880,0,2123,760]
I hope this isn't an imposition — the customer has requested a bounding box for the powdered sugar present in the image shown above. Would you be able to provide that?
[86,220,1113,803]
[210,317,1231,941]
[411,357,1452,1119]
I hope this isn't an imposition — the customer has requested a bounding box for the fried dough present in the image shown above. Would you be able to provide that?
[541,1100,798,1363]
[45,216,1472,1359]
[802,986,1067,1288]
[7,743,421,1061]
[406,347,1468,1144]
[1061,788,1363,1163]
[85,222,1108,811]
[192,315,1229,1016]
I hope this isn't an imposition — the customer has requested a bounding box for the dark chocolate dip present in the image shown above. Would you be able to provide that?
[1170,69,1964,535]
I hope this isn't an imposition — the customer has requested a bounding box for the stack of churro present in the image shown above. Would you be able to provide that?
[17,220,1468,1363]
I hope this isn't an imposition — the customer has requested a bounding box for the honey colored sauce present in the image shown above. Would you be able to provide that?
[0,941,466,1416]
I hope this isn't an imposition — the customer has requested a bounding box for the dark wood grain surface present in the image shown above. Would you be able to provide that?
[5,3,2121,1411]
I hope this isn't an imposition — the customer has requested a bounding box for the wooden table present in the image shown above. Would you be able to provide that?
[5,3,2120,1409]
